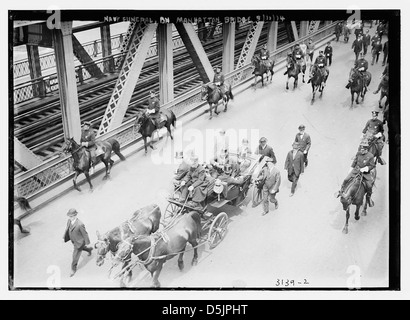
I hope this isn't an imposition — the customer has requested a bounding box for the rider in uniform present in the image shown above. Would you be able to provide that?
[283,52,295,75]
[308,50,329,87]
[146,90,161,128]
[213,66,225,96]
[259,44,273,68]
[362,110,386,165]
[336,140,376,207]
[345,52,369,89]
[80,121,96,174]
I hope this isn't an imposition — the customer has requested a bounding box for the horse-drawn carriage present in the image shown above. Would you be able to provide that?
[96,153,260,287]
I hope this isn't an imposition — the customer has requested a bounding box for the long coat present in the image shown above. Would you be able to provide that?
[80,129,96,150]
[284,149,305,177]
[295,132,312,153]
[64,219,90,249]
[352,39,363,53]
[183,165,209,202]
[255,145,277,164]
[262,164,281,193]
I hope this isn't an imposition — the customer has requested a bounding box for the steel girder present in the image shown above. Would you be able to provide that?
[290,21,299,41]
[174,23,214,83]
[71,35,104,78]
[98,23,158,135]
[222,23,236,74]
[115,21,137,69]
[309,21,321,34]
[157,24,174,104]
[14,137,43,170]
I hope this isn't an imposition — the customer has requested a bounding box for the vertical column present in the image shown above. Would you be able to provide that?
[100,24,114,73]
[157,24,174,104]
[26,44,45,97]
[266,21,278,52]
[222,23,235,74]
[299,21,309,38]
[52,21,81,142]
[290,21,299,41]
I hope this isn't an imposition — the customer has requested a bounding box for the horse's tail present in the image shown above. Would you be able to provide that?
[108,138,126,161]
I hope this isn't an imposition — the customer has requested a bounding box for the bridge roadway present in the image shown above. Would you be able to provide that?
[13,28,390,291]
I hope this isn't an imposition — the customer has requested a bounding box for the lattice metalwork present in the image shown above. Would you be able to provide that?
[14,22,339,201]
[115,21,137,68]
[13,60,31,79]
[98,22,157,135]
[309,21,321,34]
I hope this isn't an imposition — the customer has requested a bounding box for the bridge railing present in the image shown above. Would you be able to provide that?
[13,21,338,205]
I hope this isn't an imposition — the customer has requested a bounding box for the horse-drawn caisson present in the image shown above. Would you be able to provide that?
[95,153,259,287]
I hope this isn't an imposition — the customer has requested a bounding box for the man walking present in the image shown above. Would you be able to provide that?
[284,142,305,197]
[351,34,363,61]
[63,208,93,277]
[255,137,277,164]
[362,29,371,56]
[294,124,311,168]
[259,157,281,215]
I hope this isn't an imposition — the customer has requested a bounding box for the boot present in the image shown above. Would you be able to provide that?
[366,194,374,207]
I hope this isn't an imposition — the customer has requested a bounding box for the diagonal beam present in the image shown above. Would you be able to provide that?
[174,23,214,83]
[71,34,103,78]
[115,21,137,69]
[14,137,43,170]
[222,23,236,73]
[290,21,299,41]
[98,23,158,135]
[235,22,264,70]
[308,21,321,34]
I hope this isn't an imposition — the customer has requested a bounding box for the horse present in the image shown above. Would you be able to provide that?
[94,204,161,285]
[310,64,328,103]
[363,132,386,166]
[374,74,389,109]
[63,137,126,192]
[348,68,372,106]
[251,55,275,87]
[133,109,176,155]
[115,211,202,287]
[201,83,234,120]
[284,56,303,90]
[340,169,376,234]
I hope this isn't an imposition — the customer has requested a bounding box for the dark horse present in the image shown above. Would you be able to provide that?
[285,56,305,90]
[251,55,275,87]
[201,83,234,120]
[115,211,201,287]
[310,64,328,103]
[94,204,161,286]
[374,74,389,109]
[133,109,176,154]
[348,68,372,107]
[63,137,126,192]
[340,169,376,234]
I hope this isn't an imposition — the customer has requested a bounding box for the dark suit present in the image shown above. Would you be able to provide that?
[362,34,371,55]
[64,218,92,272]
[180,165,208,203]
[295,132,311,166]
[259,164,281,213]
[284,149,305,194]
[255,145,277,164]
[352,39,363,60]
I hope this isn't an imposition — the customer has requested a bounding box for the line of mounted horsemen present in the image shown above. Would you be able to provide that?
[60,30,389,286]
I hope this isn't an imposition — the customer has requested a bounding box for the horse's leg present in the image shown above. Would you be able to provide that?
[343,207,350,234]
[362,197,368,216]
[223,97,228,112]
[294,76,298,90]
[120,260,133,287]
[151,260,164,288]
[178,246,187,271]
[84,171,93,191]
[356,91,360,104]
[102,159,110,180]
[143,137,148,155]
[209,103,213,120]
[286,77,289,90]
[150,131,157,150]
[73,171,82,192]
[351,91,354,107]
[190,239,199,266]
[354,205,361,221]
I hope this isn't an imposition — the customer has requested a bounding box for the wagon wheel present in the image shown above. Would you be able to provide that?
[207,212,229,249]
[163,202,180,226]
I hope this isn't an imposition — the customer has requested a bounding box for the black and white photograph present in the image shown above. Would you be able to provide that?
[5,0,408,300]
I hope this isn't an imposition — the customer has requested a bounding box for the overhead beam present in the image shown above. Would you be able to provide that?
[222,23,236,74]
[290,21,299,41]
[266,21,278,53]
[52,21,81,142]
[157,24,174,104]
[98,23,158,135]
[174,23,214,83]
[14,137,43,170]
[71,34,104,78]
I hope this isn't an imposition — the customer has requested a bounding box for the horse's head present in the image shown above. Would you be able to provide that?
[62,137,78,154]
[251,55,260,67]
[133,111,147,133]
[94,230,111,267]
[200,83,209,101]
[114,237,134,263]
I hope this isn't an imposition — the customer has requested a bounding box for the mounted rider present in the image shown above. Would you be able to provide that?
[259,44,273,69]
[146,90,161,128]
[336,140,376,207]
[283,52,296,75]
[308,50,329,87]
[362,110,386,165]
[213,66,225,96]
[345,52,369,89]
[80,121,96,174]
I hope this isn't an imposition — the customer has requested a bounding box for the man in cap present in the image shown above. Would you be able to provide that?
[80,121,96,174]
[346,52,369,89]
[324,41,333,66]
[63,208,93,277]
[284,142,305,197]
[258,157,281,215]
[306,38,315,63]
[308,50,329,87]
[371,39,383,65]
[259,43,274,69]
[362,110,386,165]
[179,155,208,208]
[294,125,312,168]
[336,140,376,207]
[146,90,161,128]
[351,34,364,61]
[362,29,371,56]
[213,66,225,96]
[255,137,277,164]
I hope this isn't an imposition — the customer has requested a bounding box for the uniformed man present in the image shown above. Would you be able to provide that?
[324,41,333,66]
[351,34,364,61]
[346,53,369,89]
[80,121,96,174]
[213,66,225,96]
[146,90,161,128]
[371,40,383,65]
[337,140,376,207]
[292,43,304,62]
[362,110,386,165]
[255,137,277,164]
[373,64,389,94]
[308,50,328,87]
[362,29,371,56]
[306,38,315,62]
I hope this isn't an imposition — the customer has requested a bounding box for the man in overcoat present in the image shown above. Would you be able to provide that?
[259,157,281,215]
[284,142,305,197]
[294,124,312,168]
